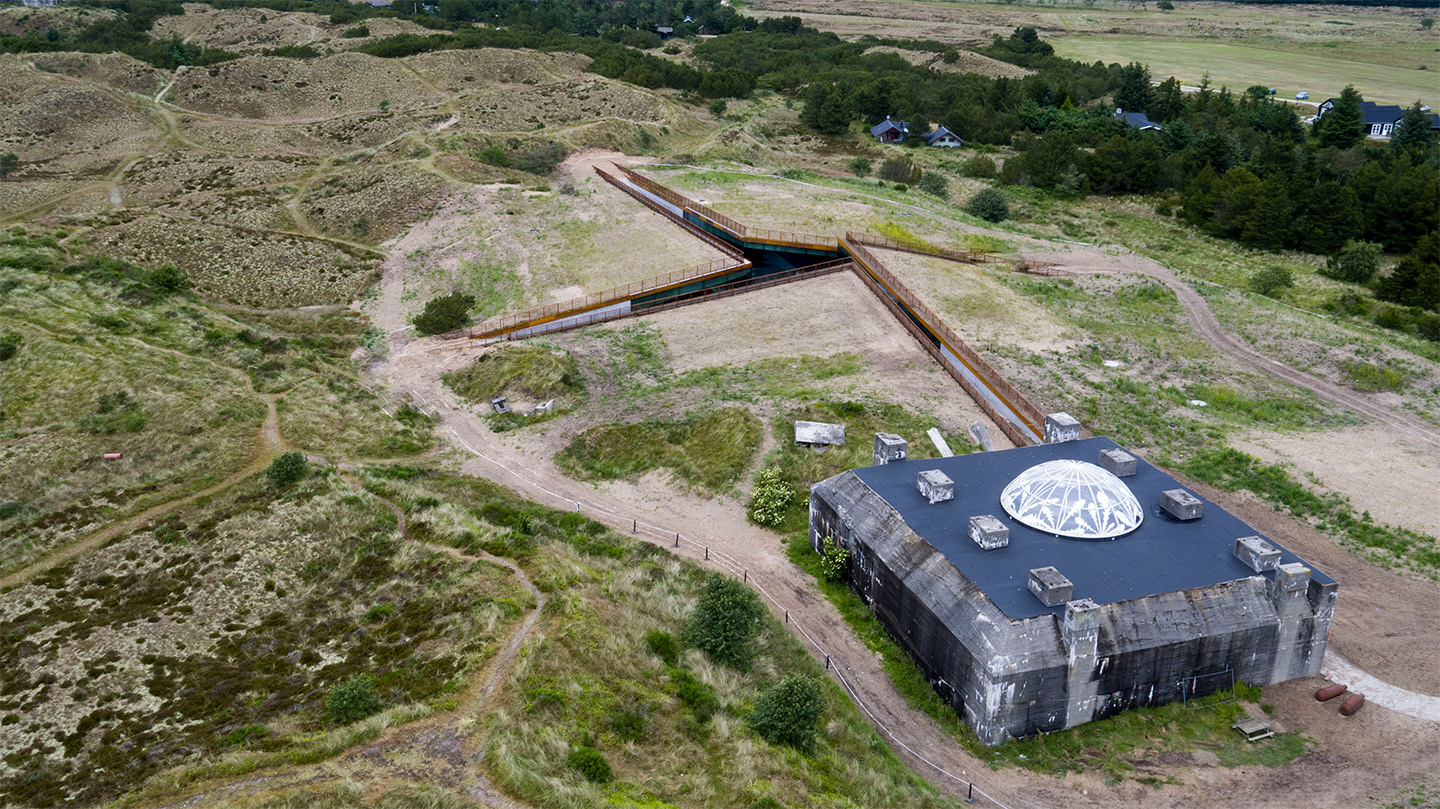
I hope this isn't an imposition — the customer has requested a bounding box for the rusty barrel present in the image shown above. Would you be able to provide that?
[1340,693,1365,716]
[1315,683,1347,702]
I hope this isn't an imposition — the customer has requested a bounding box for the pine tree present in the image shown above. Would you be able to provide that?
[1317,85,1366,149]
[1114,62,1154,114]
[1391,101,1437,152]
[1376,232,1440,310]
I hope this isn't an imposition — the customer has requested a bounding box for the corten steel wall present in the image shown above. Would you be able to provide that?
[809,470,1337,745]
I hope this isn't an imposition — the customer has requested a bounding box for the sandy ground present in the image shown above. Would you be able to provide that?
[1233,424,1440,539]
[873,249,1081,354]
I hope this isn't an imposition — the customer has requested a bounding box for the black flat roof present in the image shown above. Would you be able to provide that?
[851,437,1333,620]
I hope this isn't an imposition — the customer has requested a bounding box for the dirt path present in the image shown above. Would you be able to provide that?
[1049,259,1440,449]
[0,392,285,591]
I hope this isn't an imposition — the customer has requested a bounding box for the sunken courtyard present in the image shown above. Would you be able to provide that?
[809,427,1338,745]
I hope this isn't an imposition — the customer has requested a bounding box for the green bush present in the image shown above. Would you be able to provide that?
[265,451,308,488]
[413,292,476,336]
[327,674,382,725]
[1322,240,1382,284]
[342,25,370,37]
[918,171,949,199]
[478,145,511,168]
[671,668,720,720]
[644,630,680,665]
[967,188,1009,222]
[749,675,825,753]
[147,264,190,295]
[819,536,850,582]
[567,745,612,783]
[682,574,766,671]
[748,467,795,527]
[609,704,648,743]
[848,156,872,177]
[1249,265,1295,297]
[877,156,921,185]
[709,99,728,117]
[0,332,20,362]
[960,154,996,179]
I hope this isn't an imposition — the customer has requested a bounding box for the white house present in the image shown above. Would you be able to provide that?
[925,126,965,148]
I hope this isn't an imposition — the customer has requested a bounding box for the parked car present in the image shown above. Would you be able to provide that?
[1295,91,1310,100]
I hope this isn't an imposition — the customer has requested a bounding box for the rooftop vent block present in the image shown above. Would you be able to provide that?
[1097,448,1137,477]
[873,432,908,465]
[917,469,954,504]
[491,396,509,414]
[1161,489,1204,521]
[1273,562,1311,593]
[1044,412,1081,444]
[1028,566,1074,607]
[796,420,846,447]
[1234,536,1281,573]
[968,514,1009,550]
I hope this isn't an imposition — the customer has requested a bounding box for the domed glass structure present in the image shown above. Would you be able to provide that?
[1000,459,1143,540]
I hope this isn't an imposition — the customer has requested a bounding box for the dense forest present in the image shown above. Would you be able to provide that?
[2,0,1436,320]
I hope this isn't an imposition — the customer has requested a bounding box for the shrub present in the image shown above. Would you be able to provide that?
[819,536,850,582]
[848,156,872,177]
[918,171,949,199]
[749,675,825,752]
[1374,306,1407,329]
[1249,265,1295,297]
[877,156,921,185]
[682,574,766,671]
[960,154,996,179]
[1157,0,1174,9]
[609,704,648,743]
[147,264,190,295]
[748,467,794,527]
[413,292,476,336]
[567,746,611,783]
[0,152,18,179]
[478,145,511,168]
[0,332,20,362]
[342,25,370,37]
[942,47,960,64]
[967,188,1009,222]
[265,451,308,488]
[644,630,680,665]
[1322,239,1382,284]
[515,142,567,175]
[709,99,728,117]
[327,674,382,725]
[671,668,720,720]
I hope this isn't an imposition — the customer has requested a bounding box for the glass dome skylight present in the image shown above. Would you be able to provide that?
[1000,459,1144,540]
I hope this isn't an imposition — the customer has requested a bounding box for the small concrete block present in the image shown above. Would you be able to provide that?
[1273,562,1311,592]
[1161,489,1204,521]
[491,396,509,414]
[1044,412,1081,444]
[969,514,1009,550]
[1098,448,1137,477]
[1028,566,1074,607]
[1233,536,1281,572]
[917,469,955,504]
[531,399,555,416]
[873,432,908,465]
[1307,577,1339,612]
[797,420,846,447]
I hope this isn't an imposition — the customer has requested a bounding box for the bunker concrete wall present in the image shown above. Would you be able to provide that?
[810,470,1334,745]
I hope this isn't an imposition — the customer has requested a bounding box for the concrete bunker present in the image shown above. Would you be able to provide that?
[808,435,1337,745]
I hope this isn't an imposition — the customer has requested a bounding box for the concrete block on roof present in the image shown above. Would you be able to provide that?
[873,432,907,465]
[1098,447,1136,477]
[1044,412,1082,444]
[1234,536,1281,572]
[1029,566,1074,607]
[917,469,955,504]
[969,514,1009,550]
[1161,489,1204,521]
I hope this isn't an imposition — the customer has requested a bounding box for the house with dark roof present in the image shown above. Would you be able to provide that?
[656,26,674,37]
[870,117,909,143]
[1315,99,1440,139]
[925,126,965,148]
[1114,108,1162,131]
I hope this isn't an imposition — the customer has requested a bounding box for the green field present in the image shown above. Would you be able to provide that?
[1053,36,1437,107]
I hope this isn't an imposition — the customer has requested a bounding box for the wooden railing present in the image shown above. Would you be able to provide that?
[489,259,854,342]
[614,165,748,239]
[462,255,750,339]
[841,235,1045,445]
[846,232,993,265]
